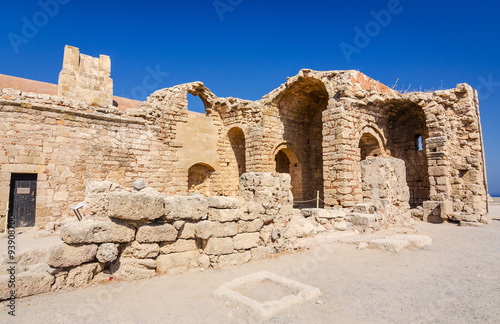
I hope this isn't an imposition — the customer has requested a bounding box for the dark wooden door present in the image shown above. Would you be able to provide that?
[9,174,37,228]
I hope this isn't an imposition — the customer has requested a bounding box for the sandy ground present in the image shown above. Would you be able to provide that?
[1,206,499,324]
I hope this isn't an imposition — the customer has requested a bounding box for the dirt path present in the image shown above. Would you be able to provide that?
[1,207,499,324]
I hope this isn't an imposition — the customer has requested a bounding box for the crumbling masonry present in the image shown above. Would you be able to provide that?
[0,45,489,229]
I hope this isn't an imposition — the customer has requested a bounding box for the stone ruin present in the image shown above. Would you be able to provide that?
[0,44,490,300]
[0,45,489,230]
[1,168,415,300]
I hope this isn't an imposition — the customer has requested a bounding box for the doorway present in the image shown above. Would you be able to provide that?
[8,173,37,228]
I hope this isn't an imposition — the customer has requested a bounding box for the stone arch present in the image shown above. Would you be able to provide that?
[228,127,246,176]
[385,101,430,208]
[271,143,302,202]
[187,163,215,196]
[274,76,329,203]
[359,125,386,161]
[359,133,383,161]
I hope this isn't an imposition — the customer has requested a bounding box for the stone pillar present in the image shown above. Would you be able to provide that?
[323,104,359,208]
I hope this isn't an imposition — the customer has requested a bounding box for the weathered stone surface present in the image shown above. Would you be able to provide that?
[195,221,237,239]
[160,239,198,254]
[239,201,265,221]
[208,208,240,222]
[217,251,251,268]
[349,213,377,226]
[96,243,119,263]
[108,191,164,221]
[65,262,101,288]
[251,246,269,261]
[301,208,346,219]
[47,243,98,268]
[156,251,201,273]
[15,248,47,266]
[333,221,349,231]
[84,181,114,217]
[369,238,410,252]
[60,219,136,244]
[122,241,160,259]
[392,234,432,249]
[0,272,54,300]
[361,158,411,225]
[164,196,208,221]
[136,223,178,243]
[208,196,239,209]
[233,233,260,250]
[283,214,317,238]
[178,222,196,239]
[204,237,234,255]
[110,258,156,280]
[237,219,264,233]
[133,178,146,191]
[197,254,211,269]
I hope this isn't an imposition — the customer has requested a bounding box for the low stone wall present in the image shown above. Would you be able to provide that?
[0,171,416,301]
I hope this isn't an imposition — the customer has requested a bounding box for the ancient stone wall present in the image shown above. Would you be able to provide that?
[0,89,172,228]
[0,58,489,227]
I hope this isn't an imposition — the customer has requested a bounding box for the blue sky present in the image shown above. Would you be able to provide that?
[1,0,499,194]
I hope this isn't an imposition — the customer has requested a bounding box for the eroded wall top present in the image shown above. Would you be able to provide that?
[58,45,113,106]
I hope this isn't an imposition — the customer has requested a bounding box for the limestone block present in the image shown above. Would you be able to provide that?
[260,225,273,245]
[136,223,178,243]
[197,254,211,269]
[0,272,54,301]
[233,233,260,250]
[110,258,156,280]
[156,251,201,274]
[239,201,265,221]
[108,191,164,221]
[369,238,410,252]
[47,243,98,268]
[392,234,432,249]
[423,201,441,222]
[178,222,196,239]
[195,221,237,239]
[164,196,208,221]
[283,215,316,239]
[440,200,454,219]
[121,241,159,259]
[251,246,269,261]
[349,213,377,226]
[84,181,113,216]
[301,208,346,219]
[204,237,234,255]
[237,219,264,233]
[160,239,198,254]
[60,219,136,244]
[208,208,240,222]
[333,221,348,231]
[208,196,239,209]
[217,251,251,268]
[65,262,101,288]
[96,243,119,263]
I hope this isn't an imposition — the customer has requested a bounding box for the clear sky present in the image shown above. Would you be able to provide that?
[1,0,499,195]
